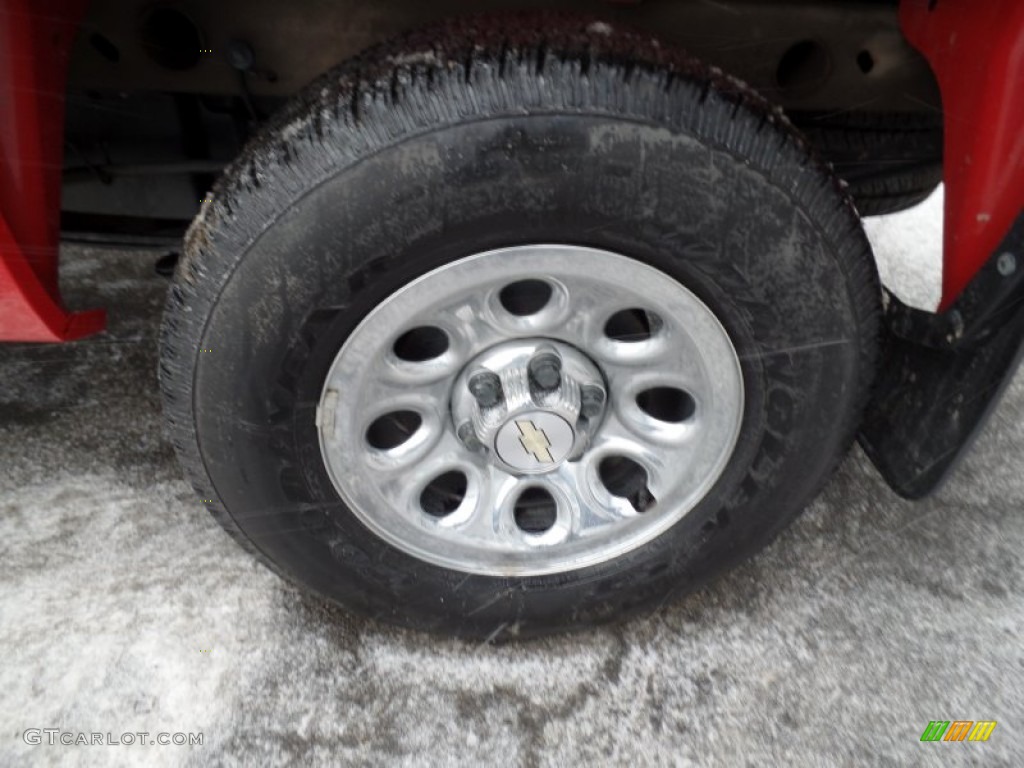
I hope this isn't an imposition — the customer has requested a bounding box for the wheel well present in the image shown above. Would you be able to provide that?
[62,1,941,238]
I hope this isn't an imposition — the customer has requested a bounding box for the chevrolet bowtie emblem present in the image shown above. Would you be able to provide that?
[515,419,555,463]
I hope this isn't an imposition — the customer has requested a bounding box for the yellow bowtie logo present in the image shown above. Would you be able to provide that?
[515,420,554,463]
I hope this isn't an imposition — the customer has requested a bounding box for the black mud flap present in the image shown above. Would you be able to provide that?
[859,214,1024,499]
[859,301,1024,499]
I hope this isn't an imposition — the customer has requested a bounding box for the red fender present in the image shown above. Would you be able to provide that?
[0,0,105,341]
[901,0,1024,310]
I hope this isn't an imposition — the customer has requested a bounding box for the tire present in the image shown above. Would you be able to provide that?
[159,13,880,639]
[791,111,943,216]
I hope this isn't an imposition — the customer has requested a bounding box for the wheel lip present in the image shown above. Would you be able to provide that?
[317,244,745,577]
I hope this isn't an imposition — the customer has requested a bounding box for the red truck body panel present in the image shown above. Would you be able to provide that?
[901,0,1024,311]
[0,0,105,341]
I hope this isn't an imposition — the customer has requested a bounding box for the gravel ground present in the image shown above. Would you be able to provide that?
[1,188,1021,767]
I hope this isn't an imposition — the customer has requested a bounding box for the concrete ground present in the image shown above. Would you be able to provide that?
[1,188,1021,767]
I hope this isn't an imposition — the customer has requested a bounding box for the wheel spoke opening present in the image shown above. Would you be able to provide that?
[604,308,662,342]
[393,326,449,362]
[499,279,553,316]
[636,387,696,423]
[365,410,422,450]
[420,470,468,518]
[599,456,656,512]
[513,486,558,533]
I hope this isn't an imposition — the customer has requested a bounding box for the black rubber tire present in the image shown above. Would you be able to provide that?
[159,13,880,639]
[791,111,943,216]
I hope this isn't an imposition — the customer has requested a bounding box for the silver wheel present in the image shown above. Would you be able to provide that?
[317,245,744,576]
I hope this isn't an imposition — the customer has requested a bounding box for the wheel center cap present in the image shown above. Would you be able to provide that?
[495,411,575,471]
[451,338,607,475]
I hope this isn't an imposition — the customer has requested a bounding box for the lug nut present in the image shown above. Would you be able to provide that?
[457,421,485,452]
[529,351,562,391]
[468,371,503,408]
[580,385,606,419]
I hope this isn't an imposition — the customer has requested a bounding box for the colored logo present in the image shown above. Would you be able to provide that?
[516,419,554,463]
[920,721,997,742]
